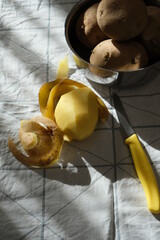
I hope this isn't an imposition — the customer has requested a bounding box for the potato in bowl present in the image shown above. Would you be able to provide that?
[89,39,149,74]
[96,0,148,41]
[76,2,107,48]
[65,0,160,79]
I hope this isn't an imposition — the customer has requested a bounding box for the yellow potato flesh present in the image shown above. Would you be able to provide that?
[54,87,99,141]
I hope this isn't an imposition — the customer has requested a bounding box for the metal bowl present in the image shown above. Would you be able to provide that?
[65,0,160,88]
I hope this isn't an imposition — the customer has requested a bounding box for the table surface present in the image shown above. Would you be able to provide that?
[0,1,160,239]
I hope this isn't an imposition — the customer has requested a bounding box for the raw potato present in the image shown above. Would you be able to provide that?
[89,39,148,72]
[97,0,148,41]
[39,79,109,128]
[140,6,160,60]
[76,3,107,48]
[54,87,99,141]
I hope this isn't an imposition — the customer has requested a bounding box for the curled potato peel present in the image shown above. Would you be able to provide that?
[73,54,88,69]
[8,116,63,168]
[56,55,69,79]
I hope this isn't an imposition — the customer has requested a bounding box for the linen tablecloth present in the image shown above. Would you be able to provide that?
[0,1,160,239]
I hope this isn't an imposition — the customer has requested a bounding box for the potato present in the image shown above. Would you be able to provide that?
[39,79,109,135]
[97,0,148,41]
[89,39,148,73]
[140,6,160,61]
[76,3,107,48]
[54,87,99,141]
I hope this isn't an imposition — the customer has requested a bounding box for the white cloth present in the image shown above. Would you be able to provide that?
[0,1,160,239]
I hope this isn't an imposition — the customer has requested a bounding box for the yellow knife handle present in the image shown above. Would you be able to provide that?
[125,134,160,213]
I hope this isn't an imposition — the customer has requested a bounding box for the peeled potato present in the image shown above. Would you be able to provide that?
[39,79,109,119]
[54,87,99,141]
[39,79,109,141]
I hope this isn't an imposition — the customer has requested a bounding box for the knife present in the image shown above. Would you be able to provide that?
[113,93,160,214]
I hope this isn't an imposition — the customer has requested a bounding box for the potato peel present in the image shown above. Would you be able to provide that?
[97,97,109,122]
[73,54,88,69]
[56,55,69,79]
[38,79,61,115]
[8,116,64,168]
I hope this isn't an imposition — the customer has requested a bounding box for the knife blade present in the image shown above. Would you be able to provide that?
[113,93,160,214]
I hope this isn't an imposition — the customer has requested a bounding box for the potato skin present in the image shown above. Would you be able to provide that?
[140,6,160,61]
[97,0,148,41]
[89,39,148,71]
[76,3,107,48]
